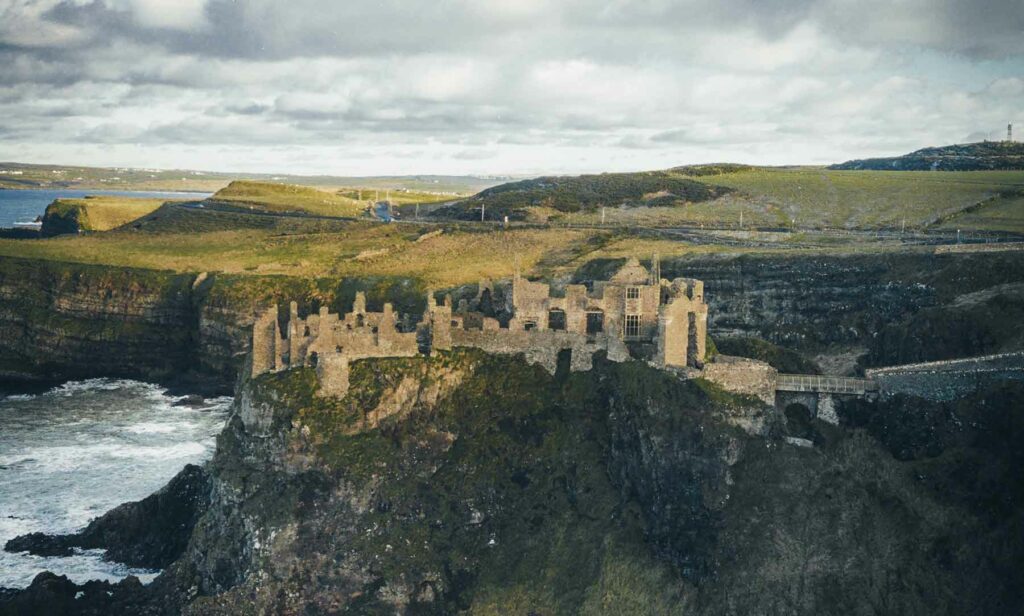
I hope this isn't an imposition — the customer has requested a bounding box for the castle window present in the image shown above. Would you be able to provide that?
[548,309,566,331]
[624,314,641,338]
[586,311,604,334]
[524,320,537,331]
[626,286,640,300]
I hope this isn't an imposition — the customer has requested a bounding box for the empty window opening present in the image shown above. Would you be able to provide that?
[309,352,319,368]
[524,320,538,331]
[548,309,566,331]
[625,314,642,338]
[586,311,604,334]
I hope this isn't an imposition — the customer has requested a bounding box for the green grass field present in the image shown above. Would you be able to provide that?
[935,192,1024,232]
[430,167,1024,232]
[464,167,1024,232]
[0,218,601,287]
[708,168,1024,229]
[42,196,180,233]
[210,180,367,217]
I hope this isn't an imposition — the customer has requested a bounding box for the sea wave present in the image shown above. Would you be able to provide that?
[0,377,230,588]
[3,393,36,402]
[49,378,165,398]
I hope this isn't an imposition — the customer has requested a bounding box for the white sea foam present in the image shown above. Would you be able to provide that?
[124,422,183,434]
[0,378,231,588]
[50,378,148,397]
[3,393,36,402]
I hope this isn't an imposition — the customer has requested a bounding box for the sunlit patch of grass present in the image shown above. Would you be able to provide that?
[0,221,599,287]
[710,168,1024,230]
[211,180,367,217]
[44,196,174,231]
[495,168,1024,232]
[935,192,1024,232]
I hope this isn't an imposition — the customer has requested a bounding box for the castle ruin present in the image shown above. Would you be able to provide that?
[251,256,708,397]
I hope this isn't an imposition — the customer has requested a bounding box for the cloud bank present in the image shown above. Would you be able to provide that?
[1,0,1021,174]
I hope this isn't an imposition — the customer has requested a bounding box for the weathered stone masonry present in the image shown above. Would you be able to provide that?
[251,257,710,397]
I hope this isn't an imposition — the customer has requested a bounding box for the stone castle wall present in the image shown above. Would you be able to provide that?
[701,355,778,405]
[252,258,713,398]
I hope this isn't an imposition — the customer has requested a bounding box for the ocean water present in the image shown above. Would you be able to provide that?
[0,379,230,588]
[0,189,211,228]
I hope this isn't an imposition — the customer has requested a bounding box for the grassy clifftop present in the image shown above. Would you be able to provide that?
[433,165,1024,230]
[40,196,172,236]
[209,180,367,217]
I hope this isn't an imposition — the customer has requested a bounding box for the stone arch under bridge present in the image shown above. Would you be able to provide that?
[775,390,839,425]
[773,374,878,425]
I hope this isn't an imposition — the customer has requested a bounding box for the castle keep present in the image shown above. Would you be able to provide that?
[251,257,708,396]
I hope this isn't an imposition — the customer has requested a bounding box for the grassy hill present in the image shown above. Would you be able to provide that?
[433,171,734,221]
[2,211,600,287]
[442,165,1024,231]
[830,141,1024,171]
[40,196,177,236]
[709,168,1024,229]
[209,180,368,217]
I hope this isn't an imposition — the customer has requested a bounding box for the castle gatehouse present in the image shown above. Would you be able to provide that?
[251,256,709,396]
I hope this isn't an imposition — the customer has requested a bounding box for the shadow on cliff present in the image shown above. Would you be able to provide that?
[4,352,1024,615]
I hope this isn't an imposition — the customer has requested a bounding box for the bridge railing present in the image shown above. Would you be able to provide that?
[776,374,877,395]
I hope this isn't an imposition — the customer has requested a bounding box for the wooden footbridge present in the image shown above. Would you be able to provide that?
[775,374,878,396]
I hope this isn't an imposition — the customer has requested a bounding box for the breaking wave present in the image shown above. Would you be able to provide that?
[0,379,230,588]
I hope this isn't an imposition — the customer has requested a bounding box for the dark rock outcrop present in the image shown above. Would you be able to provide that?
[5,464,211,569]
[0,573,149,616]
[829,141,1024,171]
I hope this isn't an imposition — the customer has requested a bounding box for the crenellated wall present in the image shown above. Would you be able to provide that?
[251,257,712,398]
[252,292,420,397]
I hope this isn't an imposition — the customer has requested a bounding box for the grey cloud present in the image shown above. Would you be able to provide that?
[21,0,1023,64]
[0,0,1021,174]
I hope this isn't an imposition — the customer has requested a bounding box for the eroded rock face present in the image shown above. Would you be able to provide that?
[155,353,757,615]
[0,257,198,386]
[4,352,1024,615]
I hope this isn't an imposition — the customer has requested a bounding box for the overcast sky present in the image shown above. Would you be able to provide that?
[1,0,1022,176]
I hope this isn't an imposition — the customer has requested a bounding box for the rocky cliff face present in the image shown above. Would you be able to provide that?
[0,257,432,394]
[4,249,1023,398]
[6,350,1023,615]
[0,257,200,387]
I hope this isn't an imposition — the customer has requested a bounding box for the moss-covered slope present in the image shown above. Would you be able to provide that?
[156,351,756,614]
[5,352,1024,614]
